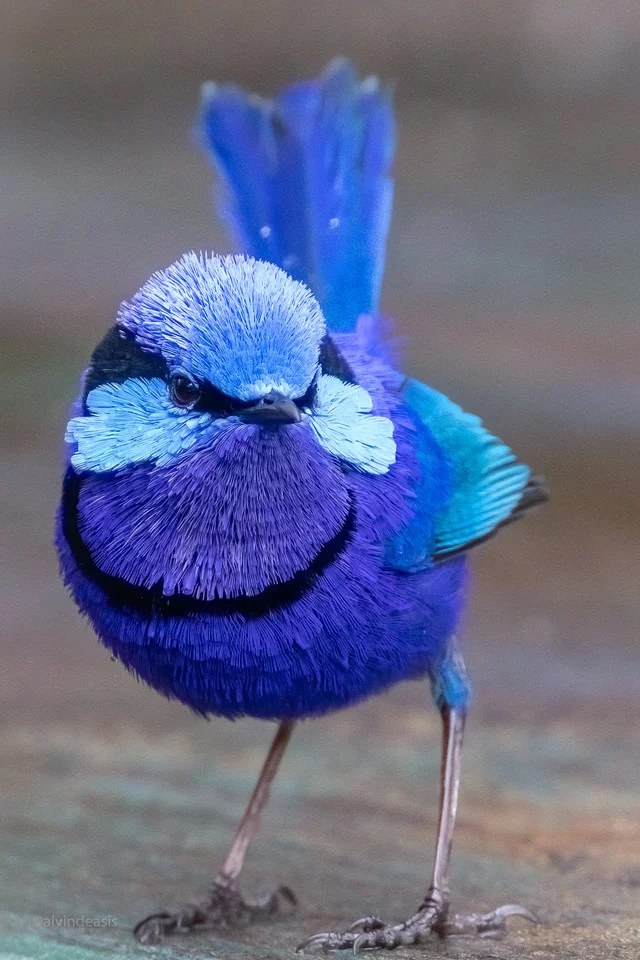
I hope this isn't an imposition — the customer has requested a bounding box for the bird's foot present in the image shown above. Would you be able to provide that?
[134,878,297,944]
[298,896,539,953]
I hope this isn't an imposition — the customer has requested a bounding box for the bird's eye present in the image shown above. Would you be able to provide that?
[169,375,201,408]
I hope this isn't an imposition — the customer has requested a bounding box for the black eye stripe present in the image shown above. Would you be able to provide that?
[318,335,356,384]
[83,327,349,416]
[194,383,254,416]
[294,379,317,408]
[83,325,168,409]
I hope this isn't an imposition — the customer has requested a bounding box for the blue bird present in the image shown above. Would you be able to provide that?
[57,59,546,951]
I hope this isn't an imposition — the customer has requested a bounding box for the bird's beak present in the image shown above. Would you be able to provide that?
[239,391,301,425]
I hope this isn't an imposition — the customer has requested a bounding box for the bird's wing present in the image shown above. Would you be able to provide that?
[196,58,395,333]
[385,378,547,571]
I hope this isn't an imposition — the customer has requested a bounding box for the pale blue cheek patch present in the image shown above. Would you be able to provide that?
[308,375,396,475]
[66,374,396,476]
[65,378,221,472]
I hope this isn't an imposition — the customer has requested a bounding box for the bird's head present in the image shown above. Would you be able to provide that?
[64,253,395,601]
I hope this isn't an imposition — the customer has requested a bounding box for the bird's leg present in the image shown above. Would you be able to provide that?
[135,719,297,944]
[299,702,538,953]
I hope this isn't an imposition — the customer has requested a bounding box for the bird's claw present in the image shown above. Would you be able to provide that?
[442,903,540,938]
[297,930,359,953]
[135,880,297,944]
[297,902,539,952]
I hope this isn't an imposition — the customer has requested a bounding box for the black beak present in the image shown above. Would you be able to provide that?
[239,391,301,425]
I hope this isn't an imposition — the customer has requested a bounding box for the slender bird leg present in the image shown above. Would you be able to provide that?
[298,705,538,953]
[135,719,296,944]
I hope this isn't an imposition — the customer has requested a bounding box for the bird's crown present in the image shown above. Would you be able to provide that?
[119,253,326,401]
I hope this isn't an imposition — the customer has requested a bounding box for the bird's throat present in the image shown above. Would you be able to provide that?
[63,426,353,610]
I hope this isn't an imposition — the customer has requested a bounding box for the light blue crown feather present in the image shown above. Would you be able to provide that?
[118,253,326,401]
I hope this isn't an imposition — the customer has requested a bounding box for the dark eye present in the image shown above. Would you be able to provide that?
[169,375,201,408]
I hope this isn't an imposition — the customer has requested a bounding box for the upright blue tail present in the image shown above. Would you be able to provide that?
[196,58,395,333]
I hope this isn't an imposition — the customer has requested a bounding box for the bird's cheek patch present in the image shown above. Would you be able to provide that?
[65,378,219,472]
[307,375,396,475]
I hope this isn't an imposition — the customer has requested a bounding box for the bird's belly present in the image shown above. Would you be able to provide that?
[59,510,467,719]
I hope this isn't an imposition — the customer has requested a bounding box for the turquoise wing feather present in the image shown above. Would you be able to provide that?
[387,378,546,570]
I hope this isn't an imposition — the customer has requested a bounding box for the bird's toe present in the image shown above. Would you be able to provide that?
[441,903,541,938]
[296,898,538,953]
[133,880,297,943]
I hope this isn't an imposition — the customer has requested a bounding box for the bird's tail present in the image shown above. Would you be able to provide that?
[196,58,395,333]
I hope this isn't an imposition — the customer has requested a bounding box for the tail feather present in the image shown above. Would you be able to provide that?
[197,58,395,332]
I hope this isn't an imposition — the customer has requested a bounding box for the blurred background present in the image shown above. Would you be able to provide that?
[1,4,638,959]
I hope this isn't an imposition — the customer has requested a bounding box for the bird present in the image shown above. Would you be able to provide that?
[56,58,547,952]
